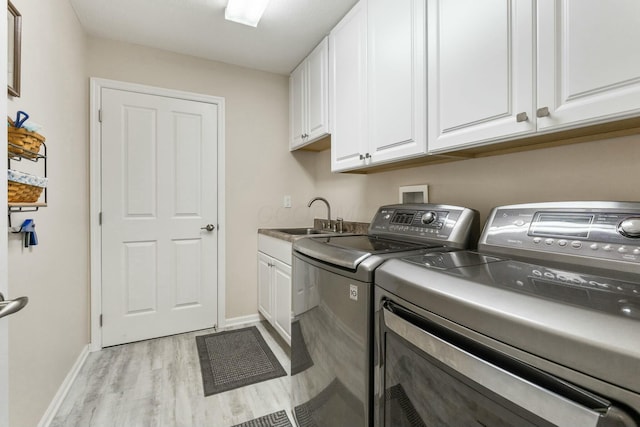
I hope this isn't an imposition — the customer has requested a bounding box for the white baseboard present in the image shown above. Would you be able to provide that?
[38,344,90,427]
[224,313,261,329]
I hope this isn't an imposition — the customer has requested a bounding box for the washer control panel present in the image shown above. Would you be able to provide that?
[369,204,479,248]
[480,202,640,269]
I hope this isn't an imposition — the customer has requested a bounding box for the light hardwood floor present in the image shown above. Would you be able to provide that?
[50,322,292,427]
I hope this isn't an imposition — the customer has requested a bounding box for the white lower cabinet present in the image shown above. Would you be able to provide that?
[272,260,292,344]
[257,235,292,345]
[257,252,274,324]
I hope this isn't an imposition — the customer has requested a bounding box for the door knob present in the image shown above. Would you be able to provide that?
[0,292,28,320]
[201,224,215,232]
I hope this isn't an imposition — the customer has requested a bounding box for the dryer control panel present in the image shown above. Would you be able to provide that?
[479,201,640,272]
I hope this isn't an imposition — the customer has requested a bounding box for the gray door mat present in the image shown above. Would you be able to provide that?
[291,320,314,375]
[231,410,293,427]
[196,326,286,396]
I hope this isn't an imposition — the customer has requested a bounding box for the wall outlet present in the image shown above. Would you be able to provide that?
[283,195,292,208]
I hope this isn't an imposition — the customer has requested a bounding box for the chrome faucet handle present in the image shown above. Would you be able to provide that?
[336,217,344,233]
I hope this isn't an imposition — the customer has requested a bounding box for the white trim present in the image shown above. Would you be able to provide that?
[225,313,261,329]
[89,78,226,351]
[37,345,90,427]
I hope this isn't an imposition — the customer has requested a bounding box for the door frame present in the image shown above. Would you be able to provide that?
[89,78,226,352]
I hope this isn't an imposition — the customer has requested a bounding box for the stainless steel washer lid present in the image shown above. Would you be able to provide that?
[376,257,640,394]
[293,235,433,270]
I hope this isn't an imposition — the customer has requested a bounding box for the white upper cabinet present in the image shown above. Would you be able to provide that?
[330,2,368,172]
[330,0,426,172]
[429,0,640,153]
[428,0,536,152]
[290,64,306,149]
[307,38,330,141]
[368,0,427,164]
[290,37,330,150]
[537,0,640,131]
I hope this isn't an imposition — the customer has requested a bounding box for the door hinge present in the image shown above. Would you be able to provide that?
[99,314,103,327]
[98,109,103,123]
[99,212,102,225]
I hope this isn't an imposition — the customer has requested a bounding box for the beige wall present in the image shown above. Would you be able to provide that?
[86,38,318,320]
[314,134,640,224]
[7,0,88,425]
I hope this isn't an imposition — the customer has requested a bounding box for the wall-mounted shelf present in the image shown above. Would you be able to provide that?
[9,202,47,209]
[7,142,47,226]
[8,142,47,162]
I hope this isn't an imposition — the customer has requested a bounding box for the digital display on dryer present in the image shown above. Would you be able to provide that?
[529,213,594,238]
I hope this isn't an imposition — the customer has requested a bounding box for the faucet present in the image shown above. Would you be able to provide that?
[308,197,331,229]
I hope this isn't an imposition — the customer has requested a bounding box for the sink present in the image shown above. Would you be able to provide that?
[273,227,330,235]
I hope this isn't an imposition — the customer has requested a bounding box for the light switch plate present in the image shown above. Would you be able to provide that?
[283,195,292,208]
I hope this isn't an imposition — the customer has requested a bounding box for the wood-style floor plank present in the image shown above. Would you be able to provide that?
[50,322,292,427]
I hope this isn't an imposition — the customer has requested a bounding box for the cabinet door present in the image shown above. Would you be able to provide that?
[330,1,368,172]
[273,259,292,345]
[257,252,273,322]
[537,0,640,131]
[367,0,427,163]
[428,0,535,153]
[307,37,330,142]
[289,62,307,149]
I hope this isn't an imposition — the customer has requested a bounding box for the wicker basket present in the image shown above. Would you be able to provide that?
[7,170,48,203]
[8,180,45,203]
[7,119,46,158]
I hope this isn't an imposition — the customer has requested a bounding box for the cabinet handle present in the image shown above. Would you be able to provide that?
[536,107,550,118]
[516,112,528,122]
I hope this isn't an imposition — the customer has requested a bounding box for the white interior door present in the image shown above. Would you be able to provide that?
[101,88,218,347]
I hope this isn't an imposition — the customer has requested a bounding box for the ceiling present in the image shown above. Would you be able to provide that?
[70,0,358,75]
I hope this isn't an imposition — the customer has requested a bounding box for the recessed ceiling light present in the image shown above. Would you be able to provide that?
[225,0,271,27]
